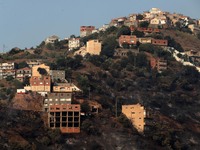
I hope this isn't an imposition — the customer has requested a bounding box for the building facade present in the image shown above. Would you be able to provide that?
[50,70,65,82]
[29,76,51,92]
[80,26,95,37]
[152,39,168,46]
[68,38,80,50]
[26,60,42,68]
[86,40,102,55]
[48,104,81,133]
[119,35,137,47]
[150,57,167,72]
[53,83,81,93]
[44,93,72,112]
[122,103,146,132]
[45,35,60,44]
[0,62,16,79]
[16,67,32,82]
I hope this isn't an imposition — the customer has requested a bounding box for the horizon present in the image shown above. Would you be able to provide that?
[1,0,200,52]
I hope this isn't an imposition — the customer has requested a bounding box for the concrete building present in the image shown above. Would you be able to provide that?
[32,64,50,77]
[86,40,102,55]
[44,92,72,112]
[152,39,168,46]
[138,37,152,44]
[80,26,95,37]
[45,35,60,44]
[16,67,32,82]
[29,76,51,92]
[48,104,80,133]
[68,38,80,50]
[0,62,16,79]
[114,48,139,57]
[50,70,65,82]
[0,62,15,70]
[149,8,162,14]
[119,35,137,47]
[150,57,167,72]
[53,83,81,93]
[122,103,146,132]
[26,60,42,68]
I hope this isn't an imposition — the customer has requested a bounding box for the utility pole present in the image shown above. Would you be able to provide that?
[115,97,118,118]
[88,87,90,100]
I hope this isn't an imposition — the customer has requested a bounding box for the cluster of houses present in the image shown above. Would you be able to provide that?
[0,60,82,134]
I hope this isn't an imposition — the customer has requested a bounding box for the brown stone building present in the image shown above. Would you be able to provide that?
[48,104,80,133]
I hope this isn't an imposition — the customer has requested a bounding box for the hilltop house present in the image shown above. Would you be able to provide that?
[80,26,95,37]
[45,35,60,44]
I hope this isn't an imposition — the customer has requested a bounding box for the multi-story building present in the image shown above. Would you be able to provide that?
[44,92,72,112]
[45,35,60,44]
[86,40,102,55]
[80,26,95,37]
[0,62,15,70]
[48,104,81,133]
[119,35,137,47]
[0,62,16,79]
[0,69,16,80]
[151,39,168,46]
[29,76,51,92]
[122,103,146,132]
[50,70,65,82]
[26,60,42,68]
[16,67,32,82]
[150,57,167,72]
[68,38,80,50]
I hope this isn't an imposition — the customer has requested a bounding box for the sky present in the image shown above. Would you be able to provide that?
[0,0,200,52]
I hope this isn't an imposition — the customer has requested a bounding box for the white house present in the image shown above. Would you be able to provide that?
[45,35,60,44]
[68,38,80,50]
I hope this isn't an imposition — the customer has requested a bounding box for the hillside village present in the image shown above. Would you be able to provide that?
[0,8,200,149]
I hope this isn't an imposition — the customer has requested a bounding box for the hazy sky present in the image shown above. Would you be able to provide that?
[0,0,200,51]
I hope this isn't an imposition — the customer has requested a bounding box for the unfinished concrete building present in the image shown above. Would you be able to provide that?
[48,104,80,133]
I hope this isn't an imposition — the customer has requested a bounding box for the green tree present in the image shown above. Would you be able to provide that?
[136,14,144,20]
[117,26,131,37]
[101,36,118,57]
[139,21,149,28]
[81,101,90,113]
[132,30,144,37]
[139,43,154,53]
[17,61,29,69]
[37,68,47,75]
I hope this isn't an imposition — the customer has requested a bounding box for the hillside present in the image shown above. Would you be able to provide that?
[1,9,200,149]
[162,29,200,51]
